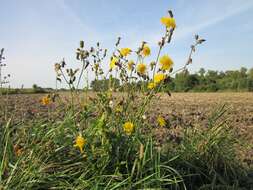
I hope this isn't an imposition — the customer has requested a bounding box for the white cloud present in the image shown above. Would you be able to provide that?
[124,1,253,48]
[174,1,253,41]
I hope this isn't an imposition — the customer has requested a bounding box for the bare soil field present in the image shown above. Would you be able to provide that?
[1,92,253,129]
[152,92,253,128]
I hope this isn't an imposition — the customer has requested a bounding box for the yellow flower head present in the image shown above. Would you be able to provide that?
[41,96,51,106]
[127,60,134,71]
[159,55,173,71]
[142,45,151,57]
[74,134,86,153]
[137,63,147,75]
[120,48,131,57]
[123,122,134,135]
[154,73,166,84]
[147,82,156,89]
[157,116,166,127]
[160,17,176,29]
[110,57,118,70]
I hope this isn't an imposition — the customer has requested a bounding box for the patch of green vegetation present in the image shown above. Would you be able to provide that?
[91,67,253,93]
[0,84,53,95]
[0,105,252,189]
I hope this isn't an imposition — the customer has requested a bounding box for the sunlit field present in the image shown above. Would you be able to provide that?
[1,3,253,190]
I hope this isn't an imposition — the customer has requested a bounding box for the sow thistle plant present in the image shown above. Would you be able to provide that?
[25,10,206,188]
[52,10,205,159]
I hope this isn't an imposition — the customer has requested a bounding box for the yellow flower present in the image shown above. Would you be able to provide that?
[74,134,86,153]
[137,63,147,75]
[142,45,151,57]
[157,116,166,127]
[159,55,173,71]
[160,17,176,29]
[120,48,131,57]
[123,122,134,135]
[127,60,134,71]
[41,96,51,106]
[148,82,156,89]
[154,73,166,84]
[110,57,118,70]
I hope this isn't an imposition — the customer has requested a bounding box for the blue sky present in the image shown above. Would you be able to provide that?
[0,0,253,88]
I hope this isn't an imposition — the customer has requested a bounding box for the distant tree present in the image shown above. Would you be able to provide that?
[32,84,38,89]
[247,68,253,91]
[248,68,253,79]
[240,67,247,78]
[90,78,120,91]
[247,79,253,91]
[91,67,253,92]
[174,70,191,92]
[32,83,45,93]
[198,68,206,77]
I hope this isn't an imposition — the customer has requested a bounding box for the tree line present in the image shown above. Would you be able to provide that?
[90,67,253,92]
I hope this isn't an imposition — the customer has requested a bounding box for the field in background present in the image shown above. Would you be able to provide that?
[1,92,252,128]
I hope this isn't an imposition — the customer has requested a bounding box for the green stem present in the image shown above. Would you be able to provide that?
[60,68,74,111]
[76,60,86,89]
[152,46,162,79]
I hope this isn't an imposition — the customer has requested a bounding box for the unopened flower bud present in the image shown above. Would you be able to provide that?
[80,41,84,48]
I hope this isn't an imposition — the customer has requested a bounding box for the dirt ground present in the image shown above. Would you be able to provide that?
[1,92,253,128]
[152,92,253,128]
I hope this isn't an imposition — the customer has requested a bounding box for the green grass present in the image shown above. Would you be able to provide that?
[0,105,252,190]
